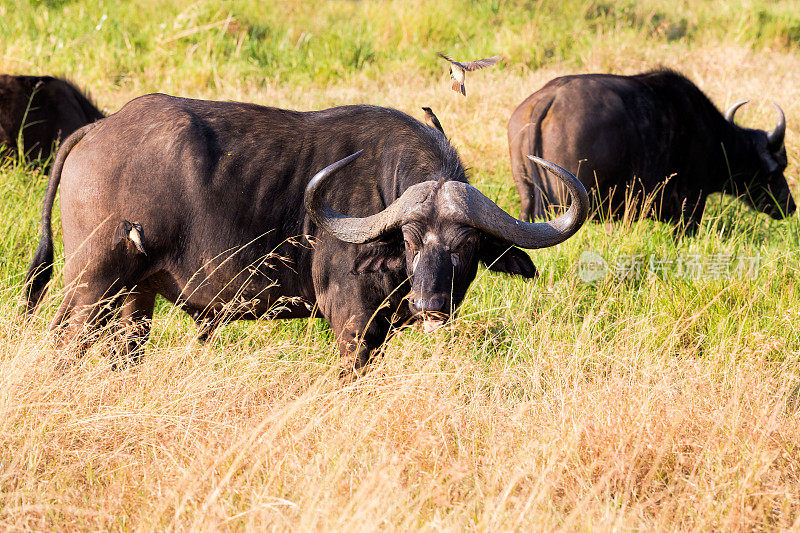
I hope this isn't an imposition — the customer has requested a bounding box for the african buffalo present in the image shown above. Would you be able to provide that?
[0,75,104,161]
[24,95,588,373]
[508,69,795,231]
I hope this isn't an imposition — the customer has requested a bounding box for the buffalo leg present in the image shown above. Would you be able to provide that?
[196,320,217,343]
[51,282,125,361]
[518,193,534,223]
[190,306,224,342]
[113,290,156,368]
[330,311,394,378]
[512,161,536,222]
[49,288,76,335]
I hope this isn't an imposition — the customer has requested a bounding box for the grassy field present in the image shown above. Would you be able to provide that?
[2,0,800,529]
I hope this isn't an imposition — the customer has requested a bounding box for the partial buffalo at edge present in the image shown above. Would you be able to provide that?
[0,75,104,162]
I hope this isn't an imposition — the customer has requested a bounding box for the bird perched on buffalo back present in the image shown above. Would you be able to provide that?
[437,52,502,96]
[421,107,445,135]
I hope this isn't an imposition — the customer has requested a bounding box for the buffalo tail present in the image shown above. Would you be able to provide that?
[23,122,96,313]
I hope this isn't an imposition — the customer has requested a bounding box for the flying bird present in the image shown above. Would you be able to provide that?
[421,107,445,135]
[437,52,502,96]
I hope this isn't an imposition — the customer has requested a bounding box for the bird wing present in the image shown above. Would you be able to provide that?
[437,52,468,70]
[112,222,130,249]
[461,55,502,71]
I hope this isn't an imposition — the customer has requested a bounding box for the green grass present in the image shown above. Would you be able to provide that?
[5,0,800,100]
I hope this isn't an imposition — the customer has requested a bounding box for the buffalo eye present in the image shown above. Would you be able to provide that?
[451,253,459,267]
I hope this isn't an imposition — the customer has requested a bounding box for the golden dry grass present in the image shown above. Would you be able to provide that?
[3,1,800,530]
[2,310,799,529]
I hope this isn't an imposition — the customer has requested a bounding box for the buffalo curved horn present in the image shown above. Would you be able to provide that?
[304,150,438,243]
[439,156,589,249]
[305,152,589,249]
[768,103,786,150]
[725,99,748,124]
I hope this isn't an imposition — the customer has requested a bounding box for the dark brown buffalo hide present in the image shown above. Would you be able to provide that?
[0,75,104,161]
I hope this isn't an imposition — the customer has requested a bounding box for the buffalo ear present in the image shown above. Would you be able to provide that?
[479,238,537,278]
[352,241,405,274]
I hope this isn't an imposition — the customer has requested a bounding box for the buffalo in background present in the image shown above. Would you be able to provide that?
[508,69,795,231]
[0,75,104,162]
[24,96,588,374]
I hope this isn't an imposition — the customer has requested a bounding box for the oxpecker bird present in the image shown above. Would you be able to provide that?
[113,220,147,256]
[421,107,445,135]
[437,52,502,96]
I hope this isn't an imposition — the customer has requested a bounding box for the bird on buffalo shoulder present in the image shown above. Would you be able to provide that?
[421,107,445,135]
[437,52,502,96]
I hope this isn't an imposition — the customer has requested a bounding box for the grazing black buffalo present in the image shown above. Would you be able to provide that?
[0,75,104,161]
[24,95,588,373]
[508,70,795,230]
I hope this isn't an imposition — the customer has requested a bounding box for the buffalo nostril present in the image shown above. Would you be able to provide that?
[427,296,445,312]
[411,296,445,313]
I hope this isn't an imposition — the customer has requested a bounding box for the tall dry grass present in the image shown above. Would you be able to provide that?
[2,306,799,529]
